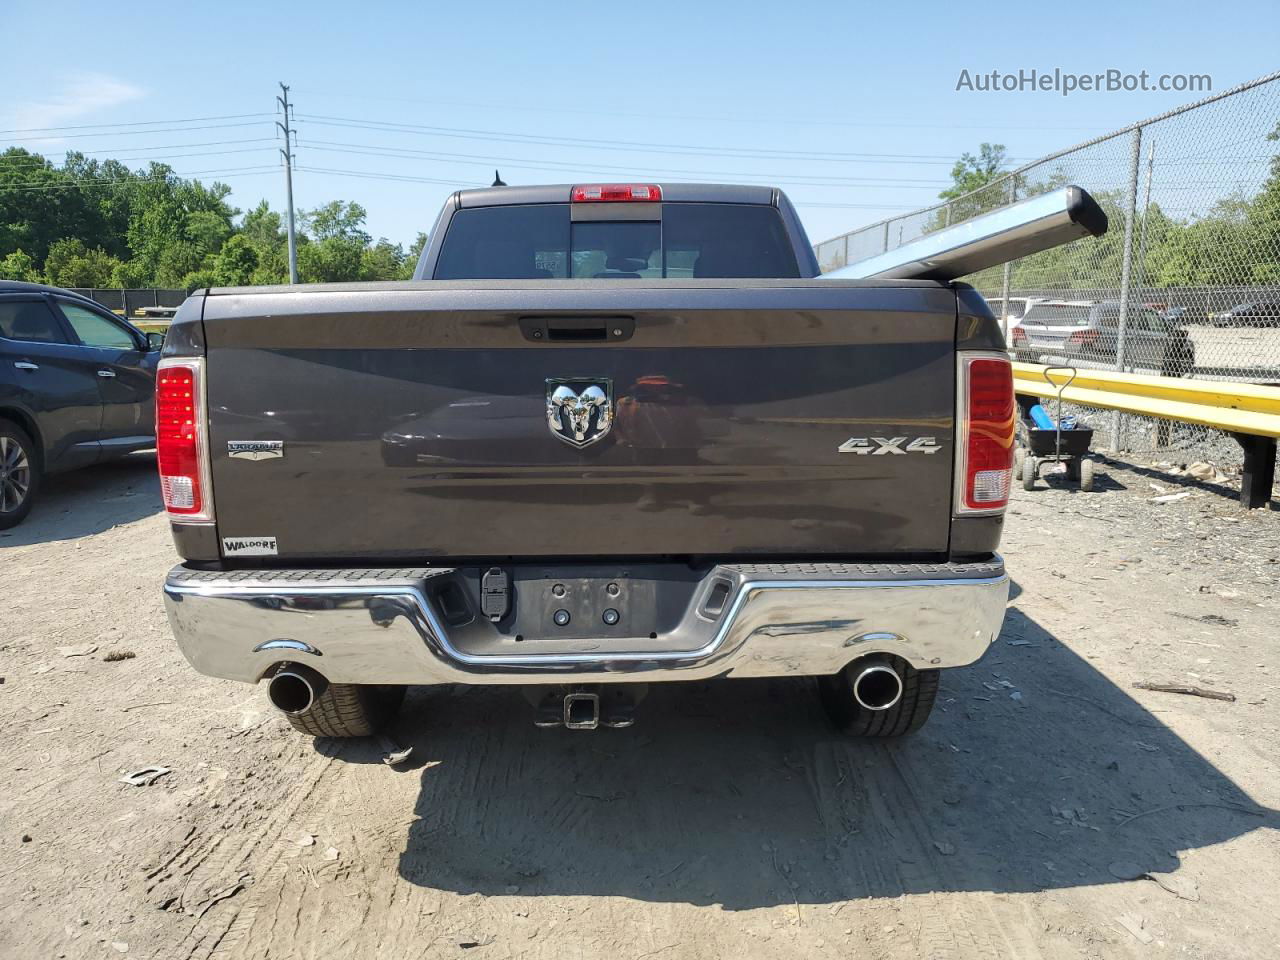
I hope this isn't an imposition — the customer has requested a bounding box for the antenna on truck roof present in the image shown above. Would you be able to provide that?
[491,170,507,187]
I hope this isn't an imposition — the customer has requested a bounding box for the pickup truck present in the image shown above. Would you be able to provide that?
[159,182,1105,739]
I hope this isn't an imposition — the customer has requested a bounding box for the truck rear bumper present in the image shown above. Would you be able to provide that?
[163,558,1008,686]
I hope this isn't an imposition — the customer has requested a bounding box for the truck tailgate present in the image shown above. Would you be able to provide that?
[202,281,958,561]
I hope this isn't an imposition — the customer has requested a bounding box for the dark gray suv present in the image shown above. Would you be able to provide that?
[0,282,162,528]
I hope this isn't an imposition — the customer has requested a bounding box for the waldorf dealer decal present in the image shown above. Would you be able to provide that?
[222,536,278,557]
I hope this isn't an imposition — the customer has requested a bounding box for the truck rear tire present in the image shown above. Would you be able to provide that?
[817,659,939,738]
[285,683,406,738]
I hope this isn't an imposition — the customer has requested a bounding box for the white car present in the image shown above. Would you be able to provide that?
[986,296,1041,356]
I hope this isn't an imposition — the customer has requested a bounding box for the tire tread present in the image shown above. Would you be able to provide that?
[286,683,405,738]
[819,660,939,738]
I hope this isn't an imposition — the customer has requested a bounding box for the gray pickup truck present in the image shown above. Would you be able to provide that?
[158,182,1105,739]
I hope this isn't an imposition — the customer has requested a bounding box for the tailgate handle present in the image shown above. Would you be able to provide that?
[520,316,634,343]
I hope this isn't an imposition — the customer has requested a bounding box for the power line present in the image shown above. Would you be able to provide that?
[295,165,477,187]
[35,137,273,155]
[292,88,1100,133]
[3,130,948,187]
[2,121,275,144]
[0,113,274,135]
[294,114,1005,165]
[794,200,921,209]
[294,164,926,211]
[297,140,949,188]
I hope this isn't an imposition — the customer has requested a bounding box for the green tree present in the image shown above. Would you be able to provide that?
[940,143,1009,201]
[360,239,406,280]
[306,201,371,244]
[42,237,123,287]
[179,269,218,293]
[0,248,40,281]
[297,201,370,282]
[0,149,104,264]
[402,232,429,278]
[59,152,133,260]
[212,234,259,286]
[241,201,290,284]
[124,163,238,286]
[110,259,148,288]
[918,143,1015,236]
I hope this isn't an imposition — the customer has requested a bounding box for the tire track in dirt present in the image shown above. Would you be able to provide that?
[221,692,510,958]
[164,741,345,960]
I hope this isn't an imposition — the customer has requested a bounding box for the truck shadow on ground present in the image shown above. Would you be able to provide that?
[334,594,1278,909]
[0,453,160,547]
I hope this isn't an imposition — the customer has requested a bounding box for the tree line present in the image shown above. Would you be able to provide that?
[0,147,427,289]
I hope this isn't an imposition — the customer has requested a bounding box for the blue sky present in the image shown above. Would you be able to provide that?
[2,0,1277,250]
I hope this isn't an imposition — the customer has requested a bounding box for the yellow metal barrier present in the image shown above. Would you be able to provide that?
[1011,362,1279,507]
[1011,363,1280,439]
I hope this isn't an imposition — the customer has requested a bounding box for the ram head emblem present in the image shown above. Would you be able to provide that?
[546,379,614,447]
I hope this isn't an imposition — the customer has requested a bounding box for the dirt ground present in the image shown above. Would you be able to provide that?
[2,453,1279,960]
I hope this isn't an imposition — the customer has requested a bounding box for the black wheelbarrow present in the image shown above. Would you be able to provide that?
[1015,366,1099,492]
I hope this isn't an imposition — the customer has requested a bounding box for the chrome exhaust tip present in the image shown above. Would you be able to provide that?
[852,662,904,712]
[267,664,328,716]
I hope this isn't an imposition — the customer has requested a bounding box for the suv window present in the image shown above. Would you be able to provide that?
[0,300,69,344]
[1022,303,1091,325]
[58,301,138,350]
[434,203,800,279]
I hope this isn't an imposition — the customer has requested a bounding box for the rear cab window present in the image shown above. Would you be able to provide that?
[433,202,801,280]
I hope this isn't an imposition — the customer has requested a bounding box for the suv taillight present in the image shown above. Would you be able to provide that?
[956,353,1015,513]
[1010,325,1028,344]
[156,358,212,521]
[1067,328,1099,346]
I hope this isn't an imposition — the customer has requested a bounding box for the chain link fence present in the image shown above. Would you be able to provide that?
[816,71,1280,469]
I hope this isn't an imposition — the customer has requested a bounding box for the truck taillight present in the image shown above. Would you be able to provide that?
[156,358,213,522]
[956,353,1015,513]
[571,183,661,202]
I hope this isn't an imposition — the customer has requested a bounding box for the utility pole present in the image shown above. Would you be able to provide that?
[276,83,299,284]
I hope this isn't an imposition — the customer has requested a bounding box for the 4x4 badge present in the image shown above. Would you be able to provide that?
[546,379,613,448]
[838,436,942,455]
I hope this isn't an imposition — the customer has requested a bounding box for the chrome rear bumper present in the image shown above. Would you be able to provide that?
[163,558,1008,685]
